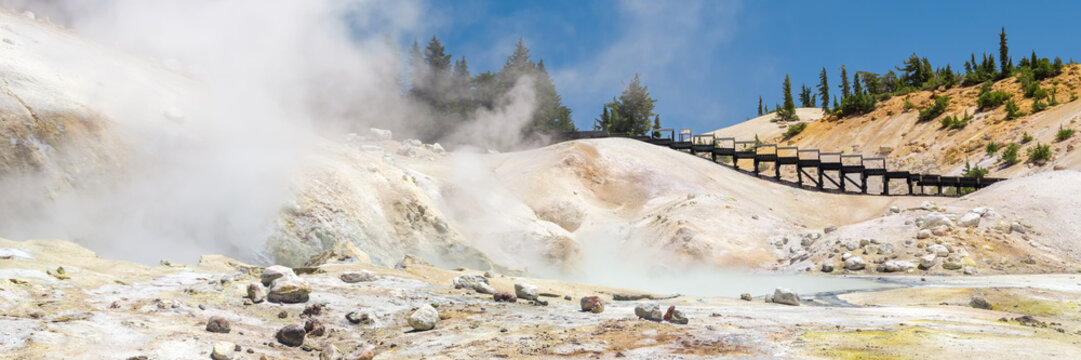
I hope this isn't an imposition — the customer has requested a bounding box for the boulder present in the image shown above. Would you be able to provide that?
[340,271,376,283]
[408,304,438,331]
[304,318,325,337]
[268,276,311,303]
[246,282,266,303]
[346,310,374,325]
[493,292,517,303]
[453,274,495,294]
[970,296,992,310]
[514,282,539,301]
[919,212,954,229]
[844,256,866,271]
[261,265,294,287]
[927,244,949,257]
[580,296,604,313]
[634,303,664,321]
[772,288,801,306]
[917,229,933,239]
[820,263,834,273]
[205,316,231,333]
[942,257,964,270]
[958,212,981,228]
[664,306,688,324]
[883,260,915,273]
[211,342,235,360]
[276,324,306,347]
[918,254,938,270]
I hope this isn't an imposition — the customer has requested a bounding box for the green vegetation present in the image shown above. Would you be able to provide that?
[1028,143,1052,162]
[757,96,763,116]
[1001,143,1020,164]
[918,95,949,122]
[817,67,830,111]
[1005,99,1023,119]
[783,123,807,138]
[985,142,1001,155]
[799,84,814,107]
[1056,126,1074,141]
[962,161,989,178]
[776,74,799,121]
[1031,100,1048,113]
[903,99,916,111]
[939,111,972,129]
[1022,132,1034,143]
[595,74,657,135]
[976,82,1011,110]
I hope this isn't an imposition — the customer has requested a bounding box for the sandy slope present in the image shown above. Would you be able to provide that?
[705,107,824,142]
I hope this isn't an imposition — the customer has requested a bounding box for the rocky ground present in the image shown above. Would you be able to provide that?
[2,238,1080,359]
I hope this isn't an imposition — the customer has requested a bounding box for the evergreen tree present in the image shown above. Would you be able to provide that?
[653,115,661,130]
[601,74,657,135]
[423,36,452,72]
[852,73,862,95]
[832,95,839,111]
[758,96,763,116]
[529,59,575,133]
[999,26,1011,76]
[594,105,610,130]
[817,67,830,111]
[777,74,798,121]
[839,65,851,99]
[799,84,814,107]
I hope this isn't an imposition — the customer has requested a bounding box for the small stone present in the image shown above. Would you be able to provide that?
[920,201,936,210]
[917,229,932,239]
[347,346,375,360]
[663,306,689,324]
[919,254,938,270]
[318,343,342,360]
[493,291,517,303]
[484,270,495,278]
[928,244,949,257]
[278,310,288,319]
[963,266,977,275]
[580,296,604,313]
[844,256,866,271]
[247,283,267,303]
[919,212,954,229]
[824,225,837,234]
[1010,222,1026,234]
[211,342,236,360]
[564,295,572,301]
[889,206,900,214]
[303,303,323,317]
[740,293,752,301]
[340,271,377,283]
[346,310,374,325]
[958,212,981,228]
[206,316,231,333]
[276,324,306,347]
[970,296,992,310]
[820,263,834,273]
[514,282,539,301]
[883,260,915,272]
[408,304,438,331]
[452,274,495,294]
[772,288,801,306]
[635,303,664,321]
[304,318,325,337]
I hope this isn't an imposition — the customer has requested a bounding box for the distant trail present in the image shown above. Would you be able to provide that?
[558,129,1004,197]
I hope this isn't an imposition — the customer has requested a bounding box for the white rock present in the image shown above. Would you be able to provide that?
[927,244,949,257]
[431,143,446,154]
[0,248,32,260]
[408,304,438,331]
[889,206,900,214]
[211,342,235,360]
[514,282,539,301]
[963,266,977,275]
[634,303,664,320]
[958,212,981,228]
[340,270,377,283]
[261,265,295,287]
[920,201,936,210]
[247,282,266,303]
[369,128,392,140]
[453,274,495,294]
[1010,222,1026,234]
[919,254,938,269]
[771,288,801,306]
[919,212,954,229]
[884,260,916,272]
[916,229,933,239]
[267,276,311,303]
[844,256,866,270]
[841,252,852,261]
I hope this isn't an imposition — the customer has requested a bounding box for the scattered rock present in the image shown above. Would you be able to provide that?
[844,256,866,271]
[1010,222,1026,234]
[303,303,323,317]
[888,206,900,214]
[883,260,915,273]
[824,225,837,234]
[304,318,325,337]
[211,342,236,360]
[247,283,266,303]
[261,265,294,287]
[318,343,341,360]
[928,244,949,257]
[205,316,231,334]
[268,276,311,304]
[917,229,933,239]
[347,346,375,360]
[484,270,495,278]
[963,266,977,275]
[452,274,495,294]
[942,257,964,270]
[276,324,306,347]
[771,288,801,306]
[918,254,938,270]
[339,271,376,283]
[278,310,288,319]
[664,306,688,324]
[919,212,954,229]
[408,304,439,331]
[820,263,834,273]
[958,212,981,228]
[514,282,539,301]
[493,292,517,303]
[346,310,374,325]
[970,296,992,310]
[580,296,604,313]
[740,293,752,301]
[634,303,664,321]
[920,201,936,210]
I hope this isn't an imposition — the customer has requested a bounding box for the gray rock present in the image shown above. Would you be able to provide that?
[408,304,438,331]
[970,296,992,310]
[634,303,664,321]
[276,324,306,347]
[514,282,539,301]
[958,212,982,228]
[917,229,933,239]
[267,275,311,304]
[211,342,235,360]
[346,310,374,325]
[319,343,342,360]
[844,256,866,270]
[453,274,495,294]
[667,307,688,325]
[883,260,915,272]
[1010,222,1026,234]
[918,254,938,270]
[261,265,294,287]
[920,201,936,210]
[580,296,604,313]
[919,212,954,229]
[740,293,752,301]
[824,225,838,234]
[942,257,963,270]
[304,318,325,337]
[820,263,834,273]
[876,242,896,255]
[963,266,977,275]
[928,244,949,257]
[772,288,801,306]
[889,206,900,214]
[340,271,376,283]
[247,283,266,303]
[205,315,231,333]
[369,128,392,140]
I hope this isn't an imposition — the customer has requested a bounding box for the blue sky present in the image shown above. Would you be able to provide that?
[404,0,1081,133]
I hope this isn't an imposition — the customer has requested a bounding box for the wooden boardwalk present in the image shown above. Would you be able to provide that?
[558,129,1003,197]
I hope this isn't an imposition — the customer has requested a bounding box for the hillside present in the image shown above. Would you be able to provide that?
[705,107,824,141]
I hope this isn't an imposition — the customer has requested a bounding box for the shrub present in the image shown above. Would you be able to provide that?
[1031,100,1048,113]
[887,110,894,116]
[939,111,971,129]
[1005,100,1023,119]
[783,123,807,138]
[1001,143,1020,164]
[1071,94,1079,102]
[918,95,949,122]
[977,90,1011,110]
[962,161,989,178]
[985,142,1000,155]
[1027,143,1052,162]
[1056,126,1075,141]
[1021,132,1034,143]
[903,99,915,111]
[838,93,876,117]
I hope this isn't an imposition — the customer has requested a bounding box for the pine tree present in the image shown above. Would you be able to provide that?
[999,26,1011,76]
[594,106,610,130]
[777,74,798,121]
[423,36,452,72]
[758,96,763,115]
[852,73,862,95]
[817,67,830,111]
[653,114,661,129]
[529,58,575,133]
[603,74,657,135]
[799,84,813,107]
[839,65,850,99]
